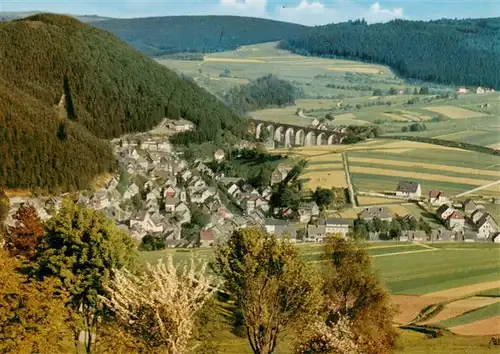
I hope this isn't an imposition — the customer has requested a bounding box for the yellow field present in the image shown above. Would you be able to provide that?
[203,57,265,63]
[384,113,410,121]
[305,163,344,169]
[434,130,487,140]
[349,157,500,178]
[369,148,414,154]
[424,106,487,119]
[349,166,492,186]
[387,204,411,216]
[306,154,343,162]
[357,196,404,205]
[380,141,465,151]
[328,66,381,74]
[302,170,347,189]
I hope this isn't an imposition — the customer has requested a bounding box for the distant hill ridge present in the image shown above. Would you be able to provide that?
[0,13,245,191]
[279,18,500,89]
[92,15,310,56]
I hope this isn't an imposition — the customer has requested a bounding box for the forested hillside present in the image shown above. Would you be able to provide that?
[280,18,500,89]
[93,15,309,56]
[0,14,245,191]
[222,75,305,114]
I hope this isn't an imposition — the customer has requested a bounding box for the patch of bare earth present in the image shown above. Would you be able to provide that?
[420,297,500,325]
[422,281,500,299]
[391,295,443,324]
[450,316,500,336]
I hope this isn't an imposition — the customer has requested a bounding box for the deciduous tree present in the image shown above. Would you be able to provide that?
[4,203,44,259]
[0,249,75,353]
[214,228,322,354]
[32,200,137,353]
[319,237,397,353]
[102,258,216,354]
[313,187,334,210]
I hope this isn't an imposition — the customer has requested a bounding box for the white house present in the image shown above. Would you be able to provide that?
[325,218,352,236]
[395,181,421,198]
[298,202,320,223]
[436,204,455,220]
[164,197,180,213]
[447,210,465,231]
[477,214,498,239]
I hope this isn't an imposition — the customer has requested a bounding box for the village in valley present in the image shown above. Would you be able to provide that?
[4,116,499,250]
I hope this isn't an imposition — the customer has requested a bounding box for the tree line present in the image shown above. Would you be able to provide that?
[279,18,500,89]
[0,200,397,353]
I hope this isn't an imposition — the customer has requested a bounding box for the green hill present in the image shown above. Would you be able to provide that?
[280,18,500,90]
[93,15,309,56]
[0,14,245,191]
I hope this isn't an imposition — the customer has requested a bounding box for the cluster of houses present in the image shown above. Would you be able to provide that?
[457,86,495,95]
[435,199,499,242]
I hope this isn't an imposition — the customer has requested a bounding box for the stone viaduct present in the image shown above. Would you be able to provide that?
[251,119,347,148]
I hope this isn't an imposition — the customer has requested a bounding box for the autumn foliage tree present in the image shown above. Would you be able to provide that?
[4,203,44,259]
[316,237,398,353]
[0,249,75,353]
[214,228,321,354]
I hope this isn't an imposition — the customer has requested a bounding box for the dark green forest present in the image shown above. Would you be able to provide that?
[280,18,500,89]
[222,75,305,114]
[93,15,309,56]
[0,14,245,190]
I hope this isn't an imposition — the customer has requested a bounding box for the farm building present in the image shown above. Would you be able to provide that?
[476,87,485,94]
[457,87,469,94]
[165,118,195,132]
[395,181,421,198]
[359,207,392,222]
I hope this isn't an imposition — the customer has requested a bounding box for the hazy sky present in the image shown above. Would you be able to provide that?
[1,0,498,26]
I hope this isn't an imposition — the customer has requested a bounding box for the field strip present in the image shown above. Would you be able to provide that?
[366,243,423,250]
[455,180,500,197]
[348,157,500,177]
[433,130,486,139]
[424,106,487,119]
[422,280,500,299]
[203,57,265,63]
[372,249,439,258]
[449,315,500,335]
[327,66,380,74]
[421,297,500,325]
[349,166,493,186]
